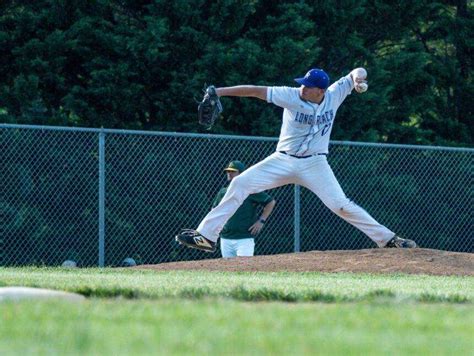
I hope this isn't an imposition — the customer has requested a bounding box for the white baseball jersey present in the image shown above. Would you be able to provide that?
[266,74,354,156]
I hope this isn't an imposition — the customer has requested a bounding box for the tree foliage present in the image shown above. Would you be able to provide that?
[0,0,472,146]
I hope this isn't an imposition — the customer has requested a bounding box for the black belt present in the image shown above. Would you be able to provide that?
[279,151,327,159]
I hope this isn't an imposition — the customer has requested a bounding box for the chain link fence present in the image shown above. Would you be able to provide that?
[1,124,472,266]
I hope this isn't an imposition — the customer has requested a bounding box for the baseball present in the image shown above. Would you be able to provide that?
[356,82,368,93]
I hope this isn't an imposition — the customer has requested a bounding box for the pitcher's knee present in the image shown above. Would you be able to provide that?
[328,198,354,215]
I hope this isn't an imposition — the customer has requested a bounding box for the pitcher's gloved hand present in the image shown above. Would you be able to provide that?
[198,85,223,129]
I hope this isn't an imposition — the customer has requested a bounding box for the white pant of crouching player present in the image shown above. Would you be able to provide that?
[198,152,395,247]
[221,238,255,258]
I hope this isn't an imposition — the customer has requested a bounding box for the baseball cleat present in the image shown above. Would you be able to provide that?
[384,235,417,248]
[175,229,216,253]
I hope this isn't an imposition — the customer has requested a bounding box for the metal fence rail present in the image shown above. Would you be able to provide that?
[1,124,472,266]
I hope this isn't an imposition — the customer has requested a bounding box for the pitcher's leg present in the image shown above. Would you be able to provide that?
[198,153,294,242]
[298,156,395,247]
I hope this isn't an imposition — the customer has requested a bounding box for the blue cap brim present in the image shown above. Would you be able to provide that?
[295,77,325,88]
[294,77,309,86]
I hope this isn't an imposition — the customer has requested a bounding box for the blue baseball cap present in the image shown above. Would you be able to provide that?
[294,69,330,89]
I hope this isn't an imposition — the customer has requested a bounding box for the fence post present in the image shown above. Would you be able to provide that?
[294,184,301,252]
[98,130,106,267]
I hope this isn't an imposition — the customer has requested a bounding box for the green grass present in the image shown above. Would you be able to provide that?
[1,268,473,355]
[0,267,472,303]
[1,299,473,355]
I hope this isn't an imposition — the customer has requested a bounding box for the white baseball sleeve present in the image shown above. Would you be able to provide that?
[326,75,354,109]
[267,86,306,112]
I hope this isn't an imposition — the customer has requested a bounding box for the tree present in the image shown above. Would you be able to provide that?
[0,0,472,146]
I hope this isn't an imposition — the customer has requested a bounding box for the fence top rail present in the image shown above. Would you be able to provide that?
[0,123,277,142]
[1,123,473,152]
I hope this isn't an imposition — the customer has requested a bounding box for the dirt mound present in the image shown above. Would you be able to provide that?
[140,248,473,276]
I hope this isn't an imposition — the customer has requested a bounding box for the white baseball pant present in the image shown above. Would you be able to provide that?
[197,152,395,247]
[220,238,255,258]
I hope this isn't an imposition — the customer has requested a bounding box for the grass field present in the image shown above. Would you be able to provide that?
[1,268,473,355]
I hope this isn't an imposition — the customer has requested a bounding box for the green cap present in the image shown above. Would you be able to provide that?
[223,160,246,173]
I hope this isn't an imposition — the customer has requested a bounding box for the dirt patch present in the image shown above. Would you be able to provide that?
[139,248,473,276]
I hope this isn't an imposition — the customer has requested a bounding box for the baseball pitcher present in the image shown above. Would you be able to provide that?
[176,68,417,252]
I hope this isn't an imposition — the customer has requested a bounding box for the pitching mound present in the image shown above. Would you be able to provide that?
[140,248,473,276]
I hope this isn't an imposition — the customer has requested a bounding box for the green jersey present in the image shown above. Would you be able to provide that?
[212,187,273,240]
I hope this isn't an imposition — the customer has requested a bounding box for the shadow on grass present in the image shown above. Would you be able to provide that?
[67,285,471,304]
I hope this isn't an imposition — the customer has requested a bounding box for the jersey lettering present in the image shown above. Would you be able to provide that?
[321,123,332,136]
[295,112,315,125]
[294,109,334,127]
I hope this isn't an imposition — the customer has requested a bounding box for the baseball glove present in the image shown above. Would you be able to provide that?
[198,85,223,129]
